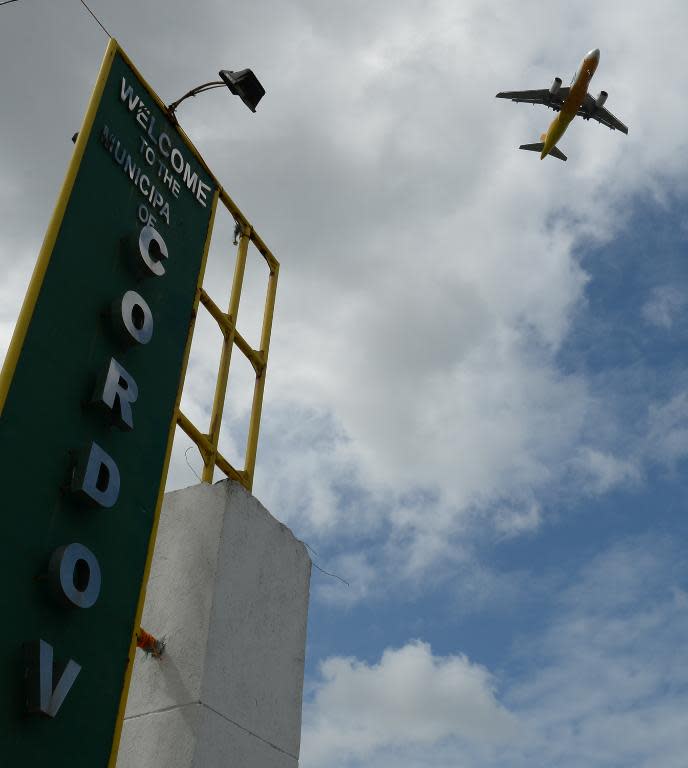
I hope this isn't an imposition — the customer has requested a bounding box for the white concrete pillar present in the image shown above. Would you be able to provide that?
[116,480,311,767]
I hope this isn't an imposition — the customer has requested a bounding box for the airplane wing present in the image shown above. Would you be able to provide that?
[577,93,629,133]
[495,87,570,111]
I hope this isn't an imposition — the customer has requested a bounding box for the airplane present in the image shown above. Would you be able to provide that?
[496,48,627,161]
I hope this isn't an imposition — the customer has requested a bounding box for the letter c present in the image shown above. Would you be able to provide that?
[158,132,172,157]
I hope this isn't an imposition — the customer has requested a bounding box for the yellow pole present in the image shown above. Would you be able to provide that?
[201,225,251,482]
[243,263,279,489]
[109,187,219,765]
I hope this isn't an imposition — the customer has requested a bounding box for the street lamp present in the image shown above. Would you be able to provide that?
[167,69,266,120]
[71,68,265,143]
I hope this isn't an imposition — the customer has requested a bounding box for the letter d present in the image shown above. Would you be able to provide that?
[71,441,121,508]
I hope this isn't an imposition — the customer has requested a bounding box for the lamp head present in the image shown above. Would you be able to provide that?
[219,69,266,112]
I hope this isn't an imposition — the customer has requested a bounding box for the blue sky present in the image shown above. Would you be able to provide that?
[256,162,688,766]
[296,194,688,765]
[1,1,688,765]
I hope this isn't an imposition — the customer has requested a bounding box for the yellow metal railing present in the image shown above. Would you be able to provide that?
[176,187,279,492]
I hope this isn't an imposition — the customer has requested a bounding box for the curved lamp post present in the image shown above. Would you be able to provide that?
[167,69,266,121]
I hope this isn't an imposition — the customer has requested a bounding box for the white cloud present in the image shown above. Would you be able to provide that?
[300,640,516,767]
[646,391,688,467]
[301,537,688,768]
[2,6,687,764]
[506,538,688,768]
[150,0,688,588]
[574,447,641,494]
[494,502,541,537]
[642,285,686,329]
[3,0,688,593]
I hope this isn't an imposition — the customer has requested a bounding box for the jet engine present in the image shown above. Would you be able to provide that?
[595,90,608,108]
[549,77,562,95]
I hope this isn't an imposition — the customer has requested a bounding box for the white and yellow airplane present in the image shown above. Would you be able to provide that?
[496,49,628,161]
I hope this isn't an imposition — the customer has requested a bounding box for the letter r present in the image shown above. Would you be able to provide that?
[94,357,139,430]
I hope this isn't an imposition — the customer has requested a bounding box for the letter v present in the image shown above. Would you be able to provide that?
[25,639,81,717]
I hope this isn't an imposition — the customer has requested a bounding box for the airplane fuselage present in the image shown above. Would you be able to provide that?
[541,48,599,159]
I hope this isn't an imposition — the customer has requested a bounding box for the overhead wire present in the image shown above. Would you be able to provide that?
[304,543,350,587]
[184,447,202,482]
[1,2,113,39]
[79,0,111,38]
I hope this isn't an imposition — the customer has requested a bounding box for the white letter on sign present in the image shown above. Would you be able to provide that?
[48,543,102,609]
[113,290,154,346]
[95,358,139,430]
[72,442,121,508]
[24,639,81,717]
[138,225,168,277]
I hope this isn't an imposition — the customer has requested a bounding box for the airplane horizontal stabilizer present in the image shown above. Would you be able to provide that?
[548,145,567,161]
[518,142,567,161]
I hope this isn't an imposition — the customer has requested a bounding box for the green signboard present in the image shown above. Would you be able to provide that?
[0,40,218,764]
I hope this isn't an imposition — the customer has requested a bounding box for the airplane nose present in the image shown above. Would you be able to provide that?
[588,48,600,61]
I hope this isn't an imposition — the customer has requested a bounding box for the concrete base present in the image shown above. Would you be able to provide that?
[116,480,311,768]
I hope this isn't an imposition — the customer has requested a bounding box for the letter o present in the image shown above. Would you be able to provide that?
[121,290,153,344]
[170,147,184,173]
[48,543,102,609]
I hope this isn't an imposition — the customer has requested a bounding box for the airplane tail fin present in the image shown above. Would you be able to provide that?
[518,142,567,162]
